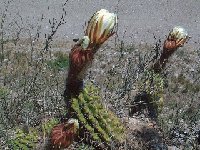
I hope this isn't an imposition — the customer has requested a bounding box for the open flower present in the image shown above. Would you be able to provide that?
[85,9,117,46]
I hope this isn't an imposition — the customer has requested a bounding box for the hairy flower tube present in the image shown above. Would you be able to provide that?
[51,118,79,149]
[153,26,189,72]
[85,9,117,47]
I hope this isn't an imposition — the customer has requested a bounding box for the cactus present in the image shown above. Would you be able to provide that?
[8,128,38,150]
[46,51,69,71]
[0,86,9,98]
[76,143,95,150]
[42,118,59,135]
[71,84,125,147]
[139,70,164,116]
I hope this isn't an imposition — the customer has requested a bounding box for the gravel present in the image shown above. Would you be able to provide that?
[0,0,200,49]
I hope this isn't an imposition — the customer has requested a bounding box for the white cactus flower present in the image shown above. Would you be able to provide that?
[81,36,90,50]
[68,118,79,129]
[85,9,117,45]
[169,26,188,40]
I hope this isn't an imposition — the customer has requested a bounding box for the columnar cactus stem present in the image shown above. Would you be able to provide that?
[51,9,117,149]
[64,9,117,118]
[64,42,100,118]
[129,26,189,118]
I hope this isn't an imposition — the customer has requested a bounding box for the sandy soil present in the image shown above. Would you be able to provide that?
[0,0,200,49]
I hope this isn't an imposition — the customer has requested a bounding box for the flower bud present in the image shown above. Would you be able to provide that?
[169,26,188,41]
[81,36,90,50]
[68,118,79,129]
[85,9,117,46]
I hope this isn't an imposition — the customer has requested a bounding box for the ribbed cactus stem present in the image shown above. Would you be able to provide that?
[79,93,111,142]
[71,84,125,148]
[64,42,100,118]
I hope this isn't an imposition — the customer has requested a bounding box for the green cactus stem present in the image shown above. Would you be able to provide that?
[71,84,125,147]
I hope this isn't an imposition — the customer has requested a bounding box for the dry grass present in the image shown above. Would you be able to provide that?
[0,40,69,149]
[0,37,200,149]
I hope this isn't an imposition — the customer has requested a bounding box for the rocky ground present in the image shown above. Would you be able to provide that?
[0,0,200,48]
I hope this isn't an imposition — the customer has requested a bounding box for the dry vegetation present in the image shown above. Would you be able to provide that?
[0,1,200,150]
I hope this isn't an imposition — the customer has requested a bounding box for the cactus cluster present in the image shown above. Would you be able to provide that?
[8,128,38,150]
[71,84,125,146]
[140,70,165,114]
